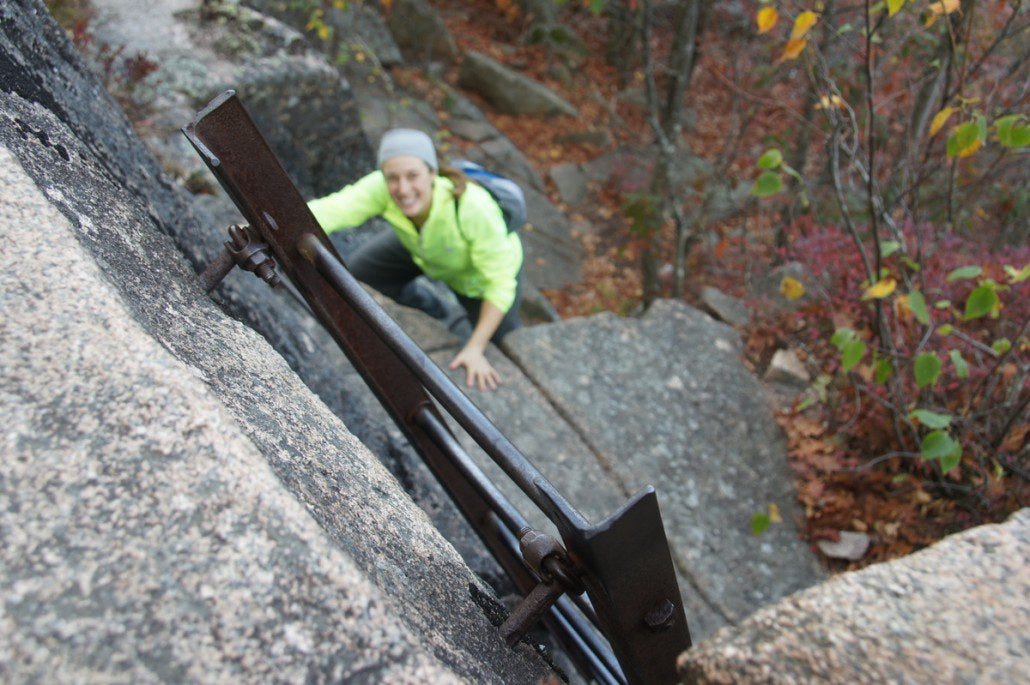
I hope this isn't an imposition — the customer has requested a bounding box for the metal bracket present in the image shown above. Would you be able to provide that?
[499,528,585,647]
[182,90,691,684]
[198,223,281,292]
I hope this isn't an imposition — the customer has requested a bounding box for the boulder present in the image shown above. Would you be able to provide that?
[458,50,578,117]
[385,0,460,64]
[815,531,870,561]
[679,509,1030,683]
[87,0,372,199]
[234,54,371,198]
[520,185,585,290]
[466,134,546,192]
[549,161,588,206]
[0,1,551,679]
[504,301,825,639]
[243,0,403,67]
[699,286,750,328]
[764,349,811,387]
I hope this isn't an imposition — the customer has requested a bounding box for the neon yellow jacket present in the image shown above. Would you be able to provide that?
[308,171,523,313]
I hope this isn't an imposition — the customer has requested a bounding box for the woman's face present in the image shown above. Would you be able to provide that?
[382,155,434,221]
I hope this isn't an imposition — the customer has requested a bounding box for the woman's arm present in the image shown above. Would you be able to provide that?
[448,300,504,390]
[308,171,388,232]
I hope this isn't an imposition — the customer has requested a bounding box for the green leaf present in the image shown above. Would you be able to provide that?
[921,430,961,462]
[874,357,893,384]
[940,450,961,474]
[946,265,982,282]
[964,284,999,320]
[908,290,930,324]
[937,323,954,336]
[995,114,1030,148]
[976,112,988,140]
[881,240,902,258]
[757,148,783,170]
[841,339,867,373]
[1004,264,1030,283]
[946,118,985,158]
[832,328,867,374]
[901,256,921,272]
[751,512,770,535]
[949,349,969,378]
[831,327,857,351]
[750,171,783,197]
[992,338,1012,355]
[934,299,952,309]
[914,352,942,389]
[909,409,952,429]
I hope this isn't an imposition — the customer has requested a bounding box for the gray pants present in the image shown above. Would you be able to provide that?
[348,230,523,344]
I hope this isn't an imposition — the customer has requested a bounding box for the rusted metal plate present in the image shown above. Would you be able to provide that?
[538,480,692,683]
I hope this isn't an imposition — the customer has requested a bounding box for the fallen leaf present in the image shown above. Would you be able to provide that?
[999,423,1028,453]
[769,503,783,523]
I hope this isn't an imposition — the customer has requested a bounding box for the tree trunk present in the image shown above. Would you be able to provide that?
[604,0,641,85]
[661,0,706,135]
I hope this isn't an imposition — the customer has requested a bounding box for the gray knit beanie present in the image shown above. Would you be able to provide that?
[376,128,438,171]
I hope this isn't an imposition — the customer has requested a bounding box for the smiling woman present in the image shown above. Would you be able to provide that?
[307,128,524,391]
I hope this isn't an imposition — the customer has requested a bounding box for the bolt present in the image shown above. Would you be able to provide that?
[644,598,676,632]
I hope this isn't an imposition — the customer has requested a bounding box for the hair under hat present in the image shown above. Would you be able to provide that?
[377,128,438,172]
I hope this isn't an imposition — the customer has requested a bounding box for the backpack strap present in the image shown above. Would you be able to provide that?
[451,192,472,244]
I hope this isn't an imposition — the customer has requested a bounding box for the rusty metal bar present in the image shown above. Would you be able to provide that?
[183,90,690,684]
[298,232,575,516]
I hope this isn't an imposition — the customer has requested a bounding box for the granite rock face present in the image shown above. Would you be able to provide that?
[504,301,825,639]
[386,0,460,64]
[679,509,1030,684]
[0,0,550,680]
[0,146,461,683]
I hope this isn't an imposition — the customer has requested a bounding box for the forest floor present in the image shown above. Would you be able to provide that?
[409,0,1029,572]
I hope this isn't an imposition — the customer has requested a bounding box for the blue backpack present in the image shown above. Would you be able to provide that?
[451,159,527,233]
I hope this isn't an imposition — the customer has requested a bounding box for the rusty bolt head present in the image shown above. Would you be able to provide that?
[643,598,676,632]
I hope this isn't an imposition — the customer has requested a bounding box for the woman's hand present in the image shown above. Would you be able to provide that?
[448,300,506,390]
[449,344,501,390]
